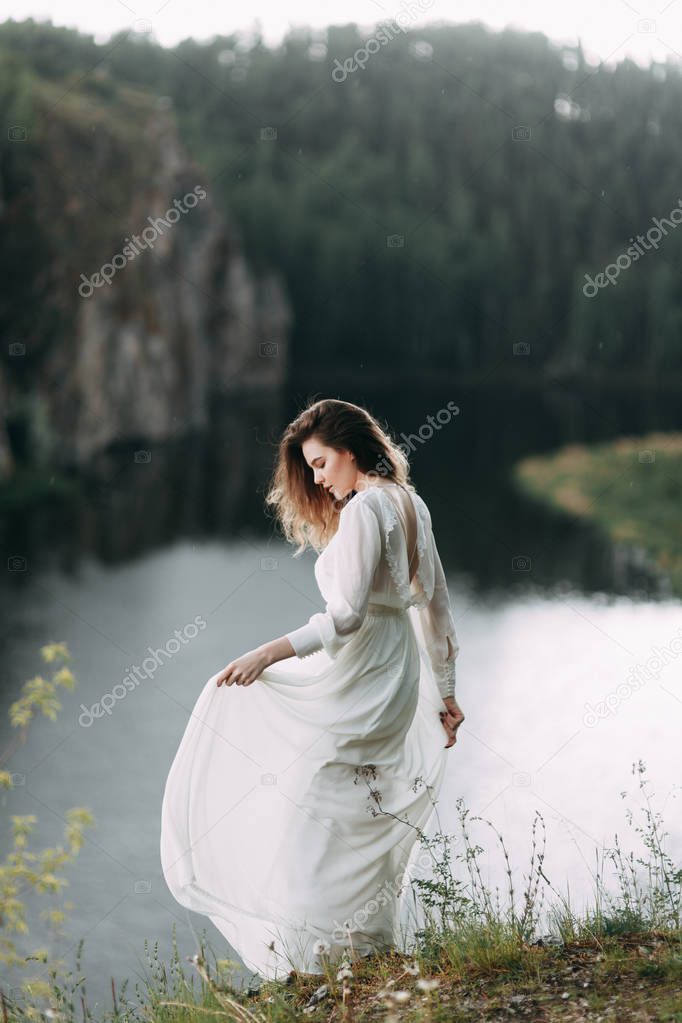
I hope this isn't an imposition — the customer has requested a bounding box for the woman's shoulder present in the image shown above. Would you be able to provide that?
[409,488,432,523]
[339,486,381,517]
[345,482,432,525]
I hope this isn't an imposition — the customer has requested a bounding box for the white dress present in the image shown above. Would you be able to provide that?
[159,481,459,980]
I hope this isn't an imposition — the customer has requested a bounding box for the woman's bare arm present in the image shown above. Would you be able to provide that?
[259,635,297,666]
[214,635,297,687]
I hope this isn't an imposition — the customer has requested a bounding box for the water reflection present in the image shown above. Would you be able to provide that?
[1,547,680,1004]
[437,589,682,930]
[3,383,681,598]
[1,383,681,1004]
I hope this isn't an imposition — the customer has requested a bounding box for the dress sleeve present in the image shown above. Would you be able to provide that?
[415,532,459,701]
[285,498,382,660]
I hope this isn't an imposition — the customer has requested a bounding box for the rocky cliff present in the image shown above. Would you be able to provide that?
[0,76,292,474]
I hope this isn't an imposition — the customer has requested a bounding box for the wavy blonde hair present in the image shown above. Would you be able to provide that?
[264,398,413,556]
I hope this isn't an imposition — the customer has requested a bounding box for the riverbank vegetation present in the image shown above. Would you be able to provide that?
[513,431,682,599]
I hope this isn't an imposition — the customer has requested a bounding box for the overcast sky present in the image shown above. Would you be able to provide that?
[7,0,682,67]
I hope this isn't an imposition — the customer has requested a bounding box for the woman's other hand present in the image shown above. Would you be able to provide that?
[439,695,464,748]
[214,647,270,688]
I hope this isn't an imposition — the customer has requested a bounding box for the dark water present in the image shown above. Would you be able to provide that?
[1,383,681,1008]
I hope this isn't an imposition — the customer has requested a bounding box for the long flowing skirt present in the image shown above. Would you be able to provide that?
[159,605,448,980]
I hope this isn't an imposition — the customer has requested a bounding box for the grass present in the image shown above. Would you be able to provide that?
[511,431,682,598]
[2,761,681,1022]
[104,929,682,1023]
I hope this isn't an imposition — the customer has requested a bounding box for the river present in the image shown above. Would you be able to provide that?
[1,383,680,1008]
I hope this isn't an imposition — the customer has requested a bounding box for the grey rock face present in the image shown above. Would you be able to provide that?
[2,101,292,472]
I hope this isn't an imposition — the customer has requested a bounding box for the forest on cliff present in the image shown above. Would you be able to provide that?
[2,18,682,379]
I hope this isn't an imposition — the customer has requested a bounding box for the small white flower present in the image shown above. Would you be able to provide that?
[405,961,421,976]
[313,940,331,955]
[337,966,354,981]
[416,977,440,992]
[390,990,411,1004]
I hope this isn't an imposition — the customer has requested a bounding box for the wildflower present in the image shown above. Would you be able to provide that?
[389,990,411,1004]
[41,642,70,663]
[337,966,353,981]
[405,961,420,976]
[313,939,330,956]
[416,977,440,993]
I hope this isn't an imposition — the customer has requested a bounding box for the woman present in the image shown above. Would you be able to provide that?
[160,398,464,982]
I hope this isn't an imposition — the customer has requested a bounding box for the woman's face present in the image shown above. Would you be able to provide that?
[301,437,357,500]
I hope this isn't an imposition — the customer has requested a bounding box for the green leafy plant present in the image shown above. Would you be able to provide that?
[0,642,95,1008]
